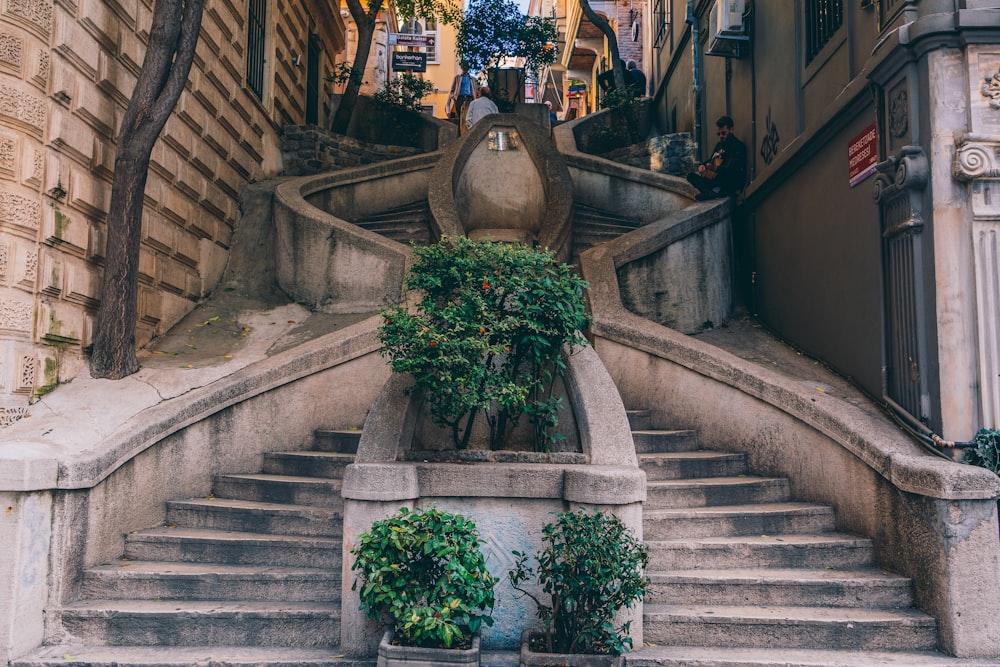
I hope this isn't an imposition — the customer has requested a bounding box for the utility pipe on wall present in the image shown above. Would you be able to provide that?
[686,0,702,159]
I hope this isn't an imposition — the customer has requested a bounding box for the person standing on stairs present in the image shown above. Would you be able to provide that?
[446,67,479,133]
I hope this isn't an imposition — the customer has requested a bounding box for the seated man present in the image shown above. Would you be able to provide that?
[686,116,747,201]
[465,86,499,130]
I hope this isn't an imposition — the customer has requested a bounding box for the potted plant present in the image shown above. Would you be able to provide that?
[508,509,649,666]
[379,236,590,451]
[351,506,497,666]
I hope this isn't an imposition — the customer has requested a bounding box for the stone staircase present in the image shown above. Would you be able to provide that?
[571,203,643,265]
[625,409,975,667]
[347,200,433,245]
[14,429,372,667]
[15,414,987,667]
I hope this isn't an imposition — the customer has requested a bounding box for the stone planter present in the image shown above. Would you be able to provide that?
[519,630,623,667]
[377,629,481,667]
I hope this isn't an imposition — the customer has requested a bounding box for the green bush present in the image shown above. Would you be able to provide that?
[508,509,650,656]
[962,428,1000,474]
[379,236,590,451]
[351,507,496,649]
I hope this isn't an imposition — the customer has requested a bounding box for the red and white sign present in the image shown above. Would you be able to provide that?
[848,122,878,187]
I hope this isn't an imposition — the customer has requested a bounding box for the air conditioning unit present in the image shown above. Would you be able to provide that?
[714,0,744,36]
[706,0,748,58]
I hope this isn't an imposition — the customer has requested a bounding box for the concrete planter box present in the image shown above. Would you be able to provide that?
[519,630,623,667]
[377,629,481,667]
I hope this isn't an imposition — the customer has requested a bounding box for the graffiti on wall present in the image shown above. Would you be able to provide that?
[760,107,780,165]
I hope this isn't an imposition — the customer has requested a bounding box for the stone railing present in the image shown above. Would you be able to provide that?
[578,209,1000,659]
[280,125,424,176]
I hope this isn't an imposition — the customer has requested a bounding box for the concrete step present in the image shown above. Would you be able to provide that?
[640,451,748,480]
[645,533,875,570]
[645,476,790,508]
[642,603,938,651]
[54,600,339,647]
[646,567,914,608]
[166,498,343,537]
[82,560,340,602]
[354,221,431,244]
[644,503,837,539]
[632,429,700,454]
[313,429,362,454]
[573,203,643,228]
[625,646,998,666]
[212,474,344,508]
[261,452,354,479]
[351,200,429,223]
[123,528,341,568]
[626,409,652,430]
[11,645,376,667]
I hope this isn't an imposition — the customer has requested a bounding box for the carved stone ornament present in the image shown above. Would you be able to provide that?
[889,88,909,138]
[871,145,929,238]
[4,0,53,33]
[0,405,28,428]
[0,190,40,230]
[983,70,1000,111]
[0,296,32,331]
[953,136,1000,182]
[0,32,23,70]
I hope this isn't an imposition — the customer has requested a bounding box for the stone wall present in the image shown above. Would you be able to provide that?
[0,0,345,425]
[602,133,695,176]
[280,125,422,176]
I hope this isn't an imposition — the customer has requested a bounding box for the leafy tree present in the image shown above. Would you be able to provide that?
[456,0,557,104]
[90,0,205,379]
[332,0,461,135]
[579,0,625,92]
[378,237,590,451]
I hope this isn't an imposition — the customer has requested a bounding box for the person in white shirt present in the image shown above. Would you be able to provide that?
[465,86,499,131]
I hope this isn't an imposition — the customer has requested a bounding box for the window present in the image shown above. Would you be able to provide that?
[652,0,669,50]
[805,0,842,65]
[246,0,267,98]
[400,17,437,64]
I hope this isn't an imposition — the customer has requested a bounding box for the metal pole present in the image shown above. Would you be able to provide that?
[686,0,702,159]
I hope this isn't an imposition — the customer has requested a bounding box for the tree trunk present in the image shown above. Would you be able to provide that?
[578,0,625,91]
[90,0,205,379]
[330,0,381,135]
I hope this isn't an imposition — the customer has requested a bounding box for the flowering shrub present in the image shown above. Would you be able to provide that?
[351,507,495,649]
[378,236,590,450]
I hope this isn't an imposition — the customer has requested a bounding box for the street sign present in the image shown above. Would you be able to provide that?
[848,122,878,187]
[392,52,427,72]
[390,33,435,47]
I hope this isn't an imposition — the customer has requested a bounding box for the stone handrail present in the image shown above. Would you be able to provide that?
[273,152,441,313]
[577,210,1000,658]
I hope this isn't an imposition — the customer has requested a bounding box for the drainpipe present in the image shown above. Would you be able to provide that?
[686,0,702,159]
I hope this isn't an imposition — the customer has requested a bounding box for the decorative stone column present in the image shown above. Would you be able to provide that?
[871,145,932,428]
[952,134,1000,429]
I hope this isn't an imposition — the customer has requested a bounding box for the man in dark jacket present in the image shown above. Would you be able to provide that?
[686,116,748,200]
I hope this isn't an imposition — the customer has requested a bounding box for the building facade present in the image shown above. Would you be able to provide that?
[0,0,346,425]
[651,0,1000,442]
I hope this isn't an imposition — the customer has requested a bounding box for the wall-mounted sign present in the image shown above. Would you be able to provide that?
[392,51,427,72]
[848,122,878,187]
[390,33,435,47]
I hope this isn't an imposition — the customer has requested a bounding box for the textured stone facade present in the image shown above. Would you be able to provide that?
[601,132,694,175]
[0,0,345,423]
